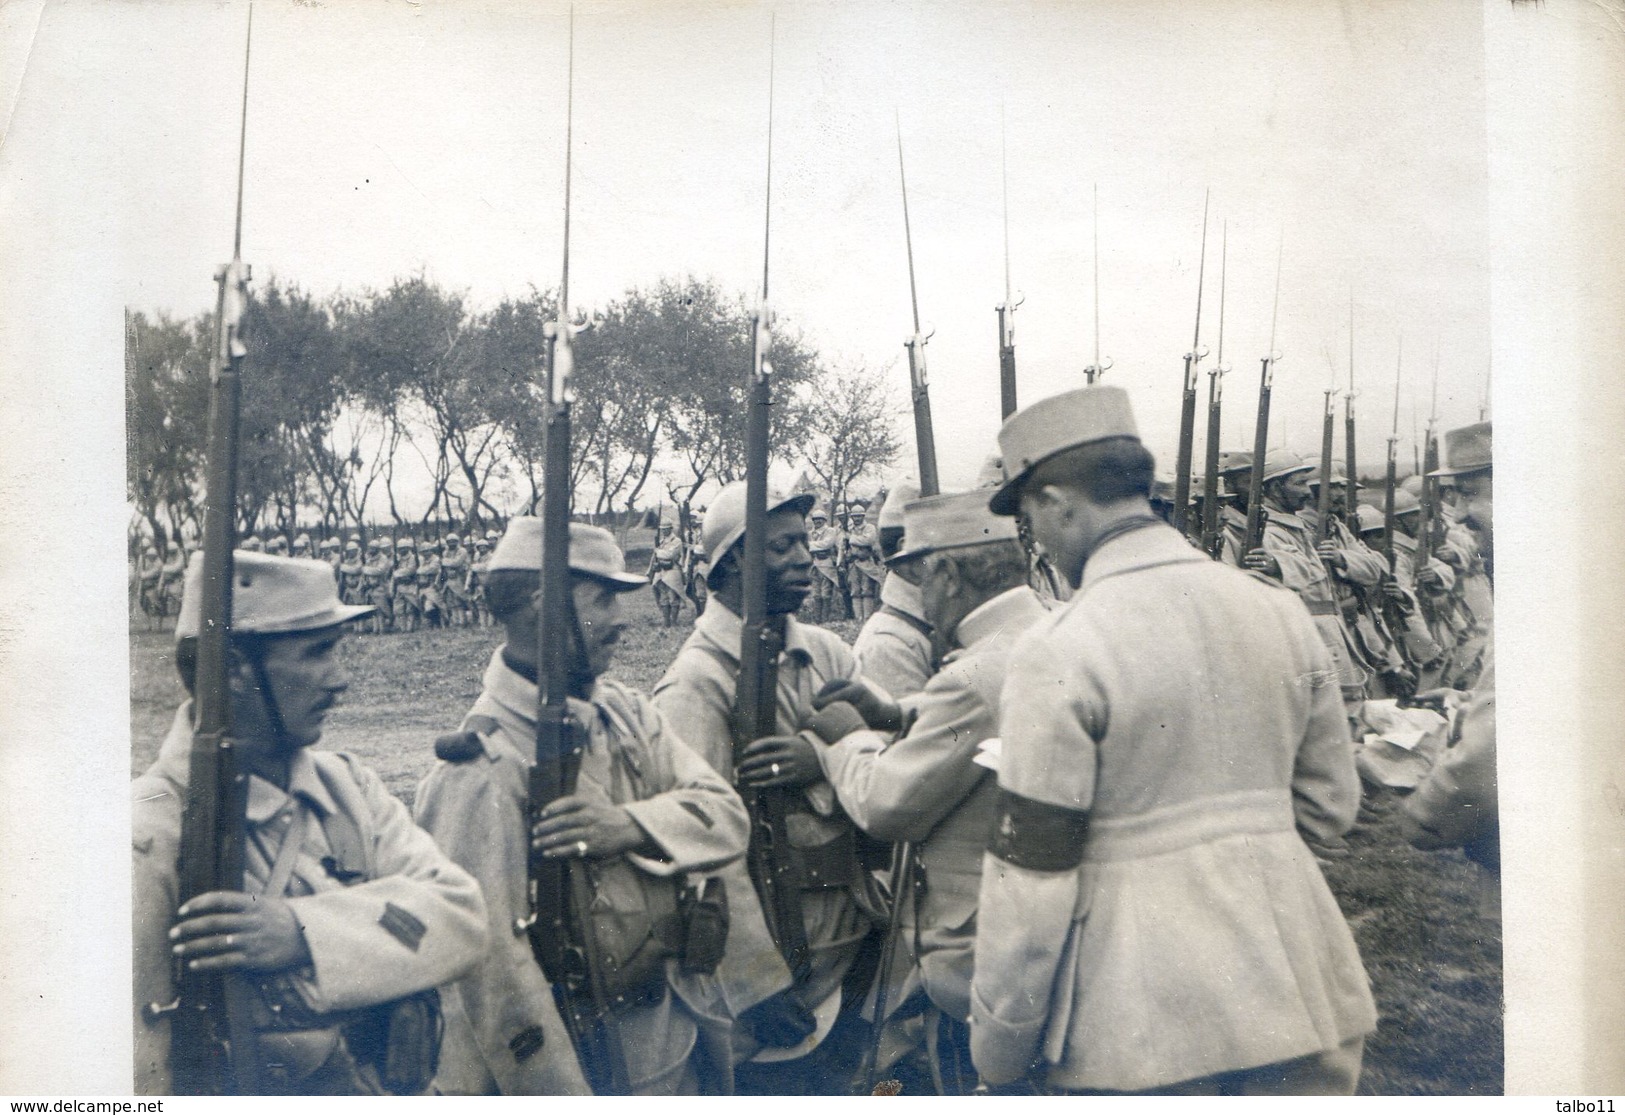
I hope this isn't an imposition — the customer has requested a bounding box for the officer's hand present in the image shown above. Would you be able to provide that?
[1242,549,1281,578]
[170,891,310,973]
[1315,540,1345,568]
[533,796,646,859]
[814,678,903,733]
[737,735,822,788]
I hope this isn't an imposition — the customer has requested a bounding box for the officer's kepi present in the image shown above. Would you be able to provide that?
[989,385,1141,516]
[487,518,647,590]
[174,550,374,640]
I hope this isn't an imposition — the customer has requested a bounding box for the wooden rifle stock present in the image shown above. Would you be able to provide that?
[1315,395,1335,546]
[1243,357,1272,555]
[162,12,260,1093]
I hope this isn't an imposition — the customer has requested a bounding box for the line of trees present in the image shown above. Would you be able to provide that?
[126,273,903,550]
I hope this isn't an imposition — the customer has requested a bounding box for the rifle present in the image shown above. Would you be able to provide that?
[519,13,630,1093]
[733,27,812,983]
[995,109,1022,419]
[1082,184,1112,384]
[1171,191,1210,537]
[1199,221,1229,558]
[1344,294,1360,535]
[1314,386,1336,546]
[896,114,940,497]
[157,10,260,1094]
[1242,237,1285,556]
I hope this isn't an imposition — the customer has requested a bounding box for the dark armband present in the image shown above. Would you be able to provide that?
[988,788,1090,871]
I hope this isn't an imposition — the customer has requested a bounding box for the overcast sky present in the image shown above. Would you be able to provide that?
[95,0,1491,505]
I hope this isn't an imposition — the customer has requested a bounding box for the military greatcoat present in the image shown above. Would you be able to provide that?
[969,522,1376,1093]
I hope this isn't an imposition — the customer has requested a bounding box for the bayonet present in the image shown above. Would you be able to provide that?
[897,113,940,496]
[1083,184,1112,384]
[1242,233,1285,557]
[1171,190,1210,536]
[995,106,1023,418]
[1199,221,1229,557]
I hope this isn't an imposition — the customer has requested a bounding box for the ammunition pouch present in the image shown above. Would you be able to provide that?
[582,857,683,1005]
[677,877,730,975]
[790,825,860,890]
[250,981,442,1096]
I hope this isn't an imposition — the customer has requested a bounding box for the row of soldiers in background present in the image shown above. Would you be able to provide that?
[643,498,889,630]
[1142,439,1494,860]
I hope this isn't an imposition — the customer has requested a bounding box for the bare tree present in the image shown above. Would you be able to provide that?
[799,360,905,513]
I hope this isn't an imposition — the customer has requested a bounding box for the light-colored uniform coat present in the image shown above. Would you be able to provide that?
[414,651,750,1094]
[851,574,935,702]
[970,523,1376,1093]
[821,586,1048,1022]
[132,704,488,1095]
[844,524,885,594]
[651,599,878,1037]
[1260,506,1373,704]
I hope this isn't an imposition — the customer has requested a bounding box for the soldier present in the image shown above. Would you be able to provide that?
[1242,449,1372,715]
[391,540,419,634]
[417,540,444,630]
[415,520,750,1095]
[292,533,312,559]
[338,539,365,607]
[440,532,472,628]
[1215,450,1253,566]
[969,386,1375,1095]
[159,540,188,621]
[266,534,289,556]
[132,550,488,1095]
[651,482,882,1088]
[686,524,709,614]
[358,539,390,635]
[319,536,342,576]
[467,536,493,628]
[852,482,934,702]
[241,534,265,553]
[137,544,164,628]
[806,509,842,626]
[1401,420,1496,916]
[648,521,688,628]
[844,502,885,624]
[1355,494,1450,678]
[811,489,1050,1091]
[1304,469,1414,701]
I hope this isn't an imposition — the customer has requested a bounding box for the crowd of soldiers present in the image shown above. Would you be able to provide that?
[132,386,1496,1098]
[133,528,506,634]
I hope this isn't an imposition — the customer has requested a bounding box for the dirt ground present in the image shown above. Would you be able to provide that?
[128,590,1502,1095]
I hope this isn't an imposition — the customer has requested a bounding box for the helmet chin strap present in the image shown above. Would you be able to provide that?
[237,642,294,753]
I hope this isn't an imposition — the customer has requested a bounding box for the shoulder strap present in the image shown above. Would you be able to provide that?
[256,807,309,899]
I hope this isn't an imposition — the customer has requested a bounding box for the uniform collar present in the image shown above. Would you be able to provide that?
[953,586,1045,650]
[878,572,925,618]
[1078,520,1209,594]
[154,700,340,823]
[481,647,604,732]
[693,597,816,666]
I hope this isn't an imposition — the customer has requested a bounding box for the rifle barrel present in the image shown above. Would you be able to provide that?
[1172,194,1210,534]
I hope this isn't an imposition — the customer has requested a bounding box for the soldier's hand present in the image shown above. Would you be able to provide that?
[1242,549,1281,578]
[1382,581,1410,605]
[1315,540,1345,568]
[533,796,647,859]
[737,735,822,788]
[1417,566,1443,590]
[814,678,903,733]
[170,891,311,973]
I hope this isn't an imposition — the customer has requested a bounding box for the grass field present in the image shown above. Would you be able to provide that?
[128,590,1501,1095]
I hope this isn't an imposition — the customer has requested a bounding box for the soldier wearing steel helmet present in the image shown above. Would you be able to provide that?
[132,550,487,1094]
[338,538,365,606]
[843,501,885,624]
[466,536,493,627]
[1242,449,1373,716]
[360,537,394,635]
[439,532,472,628]
[806,508,842,626]
[391,539,420,633]
[651,481,884,1087]
[292,533,312,559]
[811,488,1051,1091]
[1400,420,1497,917]
[158,540,188,622]
[648,520,688,628]
[968,386,1374,1095]
[266,533,289,557]
[241,534,266,553]
[416,539,445,630]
